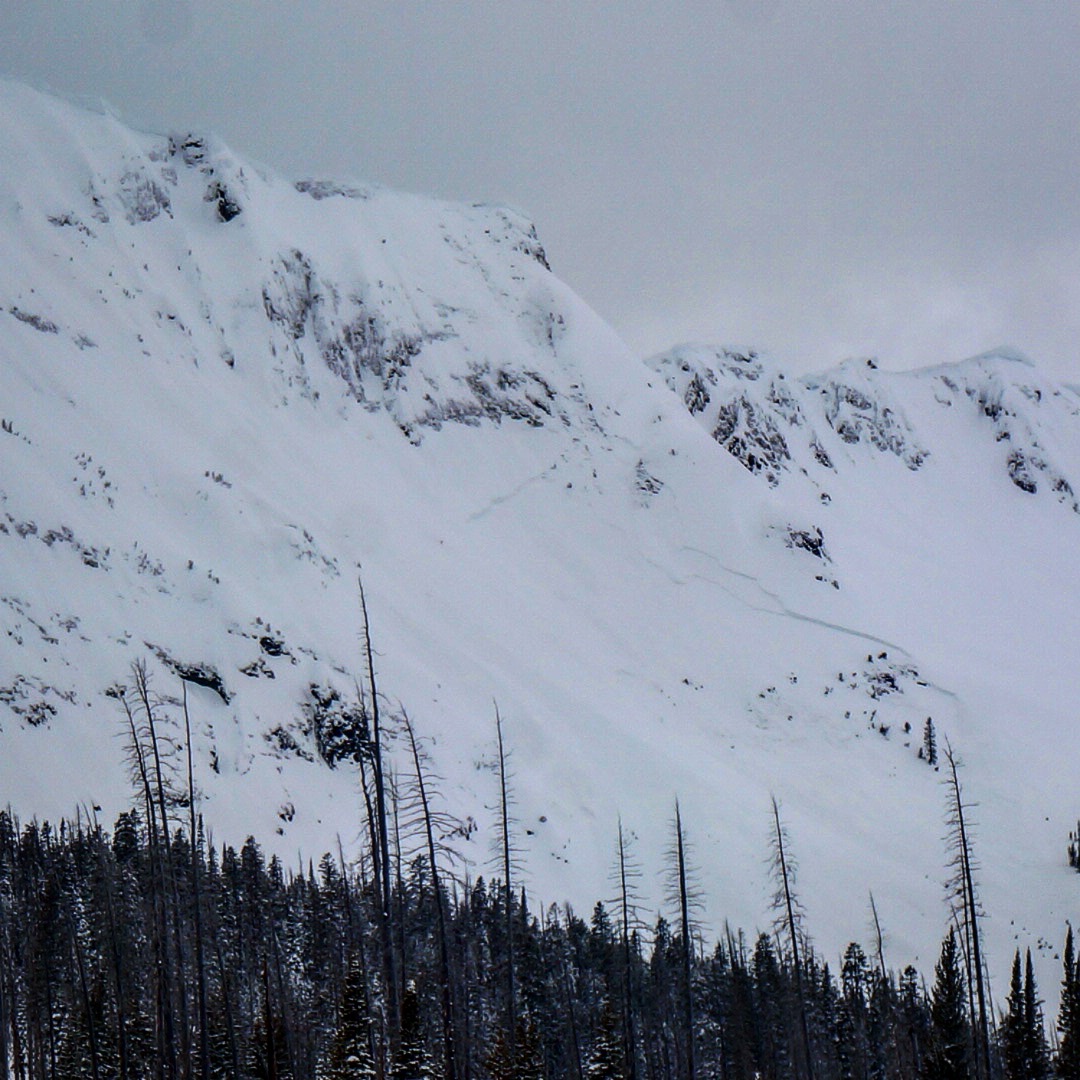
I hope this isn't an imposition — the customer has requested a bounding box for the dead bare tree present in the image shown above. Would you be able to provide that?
[401,708,459,1080]
[942,739,992,1080]
[181,685,210,1080]
[358,573,399,1044]
[118,667,178,1080]
[668,802,704,1080]
[770,796,814,1080]
[494,702,517,1060]
[614,818,645,1080]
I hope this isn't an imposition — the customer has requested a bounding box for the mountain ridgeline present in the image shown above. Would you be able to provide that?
[1,79,1079,1007]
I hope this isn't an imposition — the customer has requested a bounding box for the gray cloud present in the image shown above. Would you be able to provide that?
[3,1,1079,379]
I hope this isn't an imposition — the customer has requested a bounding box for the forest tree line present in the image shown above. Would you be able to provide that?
[0,634,1078,1080]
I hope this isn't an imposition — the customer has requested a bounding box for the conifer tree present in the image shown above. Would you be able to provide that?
[750,932,791,1080]
[392,983,436,1080]
[484,1019,544,1080]
[924,929,970,1080]
[1058,927,1080,1080]
[1002,951,1027,1080]
[922,719,938,767]
[1025,949,1050,1080]
[587,1000,628,1080]
[1003,948,1050,1080]
[323,956,376,1080]
[897,964,927,1078]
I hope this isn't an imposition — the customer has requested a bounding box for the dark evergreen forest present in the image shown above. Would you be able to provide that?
[0,663,1077,1080]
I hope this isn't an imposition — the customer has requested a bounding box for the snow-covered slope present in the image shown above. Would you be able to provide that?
[2,81,1078,994]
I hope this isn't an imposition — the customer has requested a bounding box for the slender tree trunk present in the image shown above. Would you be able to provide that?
[135,664,192,1080]
[8,958,26,1080]
[263,961,278,1080]
[357,751,383,922]
[213,937,241,1080]
[359,575,399,1042]
[494,703,516,1059]
[869,892,887,981]
[270,930,299,1080]
[121,683,177,1080]
[0,902,10,1080]
[0,943,6,1080]
[70,929,101,1080]
[674,802,696,1080]
[403,710,458,1080]
[390,773,408,996]
[944,745,992,1080]
[182,687,212,1080]
[554,905,585,1080]
[771,797,814,1080]
[43,971,56,1080]
[618,819,639,1080]
[99,845,130,1080]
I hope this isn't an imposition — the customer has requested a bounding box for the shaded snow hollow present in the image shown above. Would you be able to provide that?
[2,80,1080,998]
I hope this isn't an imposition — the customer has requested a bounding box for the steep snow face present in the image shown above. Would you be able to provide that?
[3,81,1080,997]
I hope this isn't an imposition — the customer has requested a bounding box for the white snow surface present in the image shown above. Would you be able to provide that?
[2,81,1079,997]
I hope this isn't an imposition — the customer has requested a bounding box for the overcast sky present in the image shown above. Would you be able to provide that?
[3,1,1079,380]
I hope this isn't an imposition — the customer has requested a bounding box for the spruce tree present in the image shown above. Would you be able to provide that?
[392,983,436,1080]
[485,1020,544,1080]
[1058,927,1080,1079]
[587,1000,628,1080]
[323,956,376,1080]
[924,929,970,1080]
[922,719,938,766]
[1004,948,1050,1080]
[1002,951,1027,1080]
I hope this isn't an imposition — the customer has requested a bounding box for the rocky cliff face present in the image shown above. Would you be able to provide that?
[1,79,608,444]
[649,344,1080,509]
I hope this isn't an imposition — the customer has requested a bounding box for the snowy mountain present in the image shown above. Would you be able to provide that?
[2,80,1078,992]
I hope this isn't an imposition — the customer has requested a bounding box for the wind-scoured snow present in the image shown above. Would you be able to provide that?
[2,80,1078,996]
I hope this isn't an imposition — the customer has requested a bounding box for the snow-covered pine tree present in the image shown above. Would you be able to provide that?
[1024,949,1050,1080]
[1001,948,1051,1080]
[586,1000,627,1080]
[1002,951,1028,1080]
[924,929,970,1080]
[322,956,376,1080]
[1058,926,1080,1080]
[922,718,938,766]
[391,982,436,1080]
